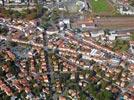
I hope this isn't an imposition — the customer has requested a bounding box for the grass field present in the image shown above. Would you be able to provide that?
[91,0,116,15]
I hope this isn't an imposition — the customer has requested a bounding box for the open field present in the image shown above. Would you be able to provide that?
[90,0,116,15]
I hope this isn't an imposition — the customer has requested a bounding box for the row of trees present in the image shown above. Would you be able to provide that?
[1,0,39,7]
[0,6,47,20]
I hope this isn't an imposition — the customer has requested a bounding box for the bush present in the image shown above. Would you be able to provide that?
[112,39,129,53]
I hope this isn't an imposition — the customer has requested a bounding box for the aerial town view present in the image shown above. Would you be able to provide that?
[0,0,134,100]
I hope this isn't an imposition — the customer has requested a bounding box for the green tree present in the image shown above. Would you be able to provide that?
[32,86,40,96]
[130,33,134,40]
[97,91,113,100]
[0,93,10,100]
[13,11,21,19]
[79,92,87,100]
[0,25,9,36]
[9,41,18,47]
[51,9,60,23]
[59,73,71,84]
[112,39,129,53]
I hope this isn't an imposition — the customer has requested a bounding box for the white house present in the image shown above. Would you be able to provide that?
[59,19,70,31]
[14,0,22,3]
[118,5,134,15]
[90,30,104,38]
[0,1,2,4]
[129,41,134,54]
[0,0,7,4]
[108,31,117,41]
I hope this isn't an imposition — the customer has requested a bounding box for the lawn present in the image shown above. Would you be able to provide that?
[91,0,115,14]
